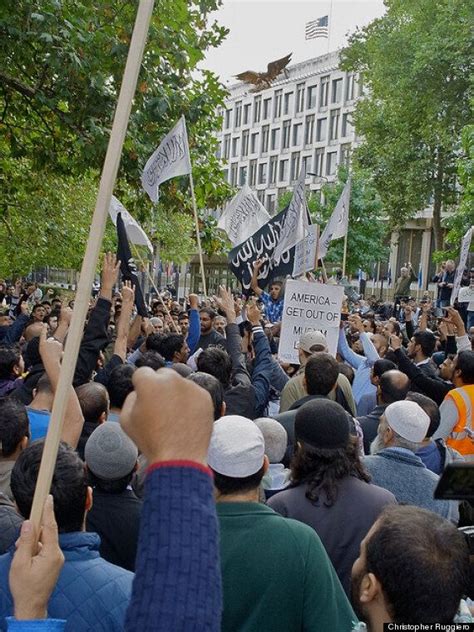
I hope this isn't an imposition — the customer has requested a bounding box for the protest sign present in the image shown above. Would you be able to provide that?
[228,205,295,291]
[451,226,473,306]
[278,280,344,363]
[292,224,319,277]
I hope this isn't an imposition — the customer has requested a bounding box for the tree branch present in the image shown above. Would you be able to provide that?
[0,70,36,99]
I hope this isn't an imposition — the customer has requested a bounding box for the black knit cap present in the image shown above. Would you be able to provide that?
[295,399,350,450]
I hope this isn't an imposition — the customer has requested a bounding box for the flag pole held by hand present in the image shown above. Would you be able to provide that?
[29,0,155,530]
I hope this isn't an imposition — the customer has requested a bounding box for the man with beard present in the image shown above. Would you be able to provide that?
[351,505,470,630]
[198,307,227,351]
[365,400,457,522]
[250,259,284,323]
[406,330,438,378]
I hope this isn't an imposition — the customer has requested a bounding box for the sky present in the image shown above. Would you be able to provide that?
[201,0,386,84]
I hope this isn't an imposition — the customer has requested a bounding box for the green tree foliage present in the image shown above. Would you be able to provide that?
[341,0,473,252]
[0,0,232,274]
[278,168,388,275]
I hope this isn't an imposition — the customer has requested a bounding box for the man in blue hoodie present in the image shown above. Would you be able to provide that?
[0,440,133,631]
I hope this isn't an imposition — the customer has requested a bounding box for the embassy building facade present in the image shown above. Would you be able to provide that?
[214,50,439,292]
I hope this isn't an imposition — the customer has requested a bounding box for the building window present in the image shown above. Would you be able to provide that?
[258,162,267,185]
[239,165,248,186]
[234,101,242,128]
[269,155,278,184]
[296,83,305,113]
[331,78,343,104]
[230,162,238,185]
[222,168,228,182]
[279,159,289,182]
[271,127,281,151]
[341,112,353,137]
[223,134,230,160]
[302,154,312,174]
[319,76,329,108]
[274,90,282,118]
[290,152,301,180]
[257,189,265,204]
[254,96,262,123]
[261,125,270,153]
[249,159,257,186]
[231,137,240,158]
[329,109,340,140]
[282,120,291,149]
[345,74,355,102]
[224,109,232,129]
[250,132,259,154]
[326,151,337,176]
[307,85,317,109]
[263,98,271,120]
[314,148,324,176]
[316,118,327,142]
[243,103,251,125]
[283,92,293,115]
[242,129,249,157]
[266,193,276,215]
[304,114,315,145]
[340,144,351,167]
[292,123,302,146]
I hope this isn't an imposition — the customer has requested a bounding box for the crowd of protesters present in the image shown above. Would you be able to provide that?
[0,254,473,631]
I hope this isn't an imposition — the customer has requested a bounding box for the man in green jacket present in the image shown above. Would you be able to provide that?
[208,414,358,632]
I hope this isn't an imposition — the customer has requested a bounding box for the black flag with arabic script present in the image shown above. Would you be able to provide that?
[228,205,296,292]
[116,212,148,317]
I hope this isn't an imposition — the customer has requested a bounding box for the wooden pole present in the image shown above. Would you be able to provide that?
[132,245,180,333]
[188,171,207,297]
[29,0,155,530]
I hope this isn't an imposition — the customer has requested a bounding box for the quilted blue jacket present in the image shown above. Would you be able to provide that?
[0,531,133,631]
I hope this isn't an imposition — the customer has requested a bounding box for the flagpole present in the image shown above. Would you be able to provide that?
[132,245,180,333]
[189,173,208,297]
[327,0,333,53]
[29,0,155,531]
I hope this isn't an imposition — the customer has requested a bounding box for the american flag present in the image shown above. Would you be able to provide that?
[305,16,329,40]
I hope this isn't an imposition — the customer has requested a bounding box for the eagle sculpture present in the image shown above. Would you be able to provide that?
[235,53,292,93]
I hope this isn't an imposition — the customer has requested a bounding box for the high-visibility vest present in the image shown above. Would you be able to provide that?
[445,385,474,457]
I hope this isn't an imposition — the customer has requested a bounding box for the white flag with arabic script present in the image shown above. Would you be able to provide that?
[141,116,192,203]
[218,184,270,247]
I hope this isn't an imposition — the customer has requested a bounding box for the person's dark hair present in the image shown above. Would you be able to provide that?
[379,370,411,404]
[0,398,30,457]
[364,318,376,334]
[11,440,88,533]
[406,391,440,438]
[364,505,469,624]
[413,331,436,358]
[87,468,133,494]
[76,382,109,424]
[145,333,163,353]
[199,307,216,320]
[0,346,21,379]
[373,358,397,379]
[304,353,339,396]
[290,436,369,507]
[383,350,399,365]
[154,333,185,362]
[135,351,166,370]
[212,464,266,495]
[23,336,42,369]
[196,347,232,387]
[338,362,354,385]
[188,372,225,420]
[456,350,474,384]
[177,312,189,322]
[35,373,53,395]
[51,298,62,307]
[107,364,136,409]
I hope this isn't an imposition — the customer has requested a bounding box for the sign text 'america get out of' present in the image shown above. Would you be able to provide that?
[278,280,344,363]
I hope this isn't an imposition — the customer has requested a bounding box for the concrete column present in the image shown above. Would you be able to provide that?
[388,230,399,287]
[420,229,432,291]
